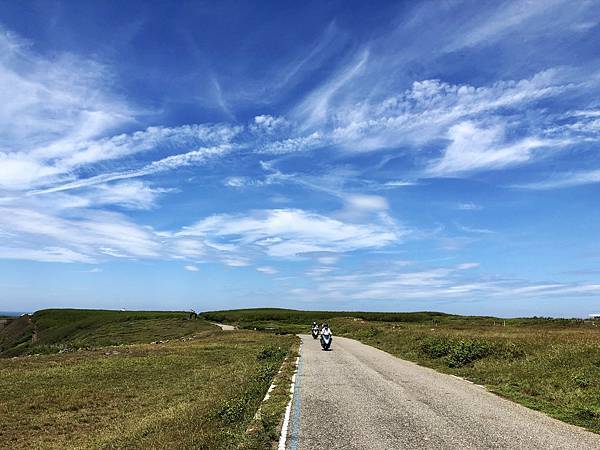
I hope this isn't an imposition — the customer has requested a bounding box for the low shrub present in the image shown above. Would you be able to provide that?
[216,395,249,424]
[447,340,491,368]
[496,342,526,360]
[575,406,600,420]
[420,337,491,367]
[255,363,277,383]
[420,337,453,359]
[573,374,591,388]
[256,346,286,361]
[362,327,380,338]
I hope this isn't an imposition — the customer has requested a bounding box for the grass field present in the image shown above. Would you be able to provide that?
[4,307,598,446]
[203,308,600,434]
[0,327,296,449]
[201,308,456,334]
[0,309,216,357]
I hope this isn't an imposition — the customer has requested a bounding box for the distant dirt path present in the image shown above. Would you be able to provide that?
[211,322,236,331]
[289,335,600,450]
[27,315,38,343]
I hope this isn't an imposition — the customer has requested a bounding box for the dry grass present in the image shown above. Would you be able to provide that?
[0,330,295,449]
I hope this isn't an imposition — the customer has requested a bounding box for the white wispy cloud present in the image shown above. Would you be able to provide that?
[346,68,580,147]
[514,169,600,190]
[0,246,94,263]
[457,202,482,211]
[317,254,339,265]
[456,223,494,235]
[256,68,585,170]
[427,121,568,175]
[294,49,370,127]
[82,181,175,210]
[0,28,132,145]
[0,27,133,189]
[258,132,322,155]
[289,262,600,303]
[343,194,388,212]
[251,115,288,134]
[0,27,250,267]
[184,264,200,272]
[305,267,335,277]
[29,144,233,195]
[256,266,278,275]
[176,208,403,259]
[383,180,418,188]
[222,257,251,267]
[442,0,569,52]
[0,206,161,263]
[0,25,242,195]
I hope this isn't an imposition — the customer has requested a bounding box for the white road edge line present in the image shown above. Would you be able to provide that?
[278,352,301,450]
[450,374,485,388]
[253,355,289,420]
[450,374,473,383]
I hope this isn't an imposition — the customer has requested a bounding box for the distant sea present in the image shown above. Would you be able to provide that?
[0,311,28,317]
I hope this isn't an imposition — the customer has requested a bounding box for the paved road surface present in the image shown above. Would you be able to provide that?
[288,335,600,449]
[211,322,236,331]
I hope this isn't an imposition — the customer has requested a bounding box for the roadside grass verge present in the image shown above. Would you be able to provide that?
[244,340,301,448]
[0,330,295,449]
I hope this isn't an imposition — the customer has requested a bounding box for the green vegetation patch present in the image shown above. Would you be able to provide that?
[0,330,295,449]
[1,309,215,357]
[0,315,33,357]
[201,308,456,335]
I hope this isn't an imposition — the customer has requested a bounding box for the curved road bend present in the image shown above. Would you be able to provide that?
[288,335,600,450]
[211,322,236,331]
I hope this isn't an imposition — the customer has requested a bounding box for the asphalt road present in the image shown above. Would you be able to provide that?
[211,322,236,331]
[288,334,600,450]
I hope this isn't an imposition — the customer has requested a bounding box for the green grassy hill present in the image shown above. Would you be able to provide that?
[200,307,588,334]
[201,307,457,333]
[0,309,213,357]
[0,315,33,356]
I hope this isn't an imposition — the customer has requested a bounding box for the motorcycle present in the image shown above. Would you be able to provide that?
[311,326,319,339]
[320,331,332,350]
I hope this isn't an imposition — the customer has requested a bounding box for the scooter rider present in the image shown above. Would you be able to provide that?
[311,321,320,339]
[320,322,333,350]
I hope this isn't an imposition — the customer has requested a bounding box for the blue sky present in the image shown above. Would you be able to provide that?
[1,1,600,316]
